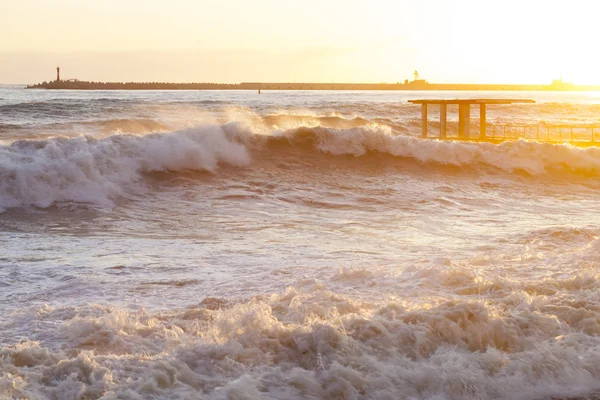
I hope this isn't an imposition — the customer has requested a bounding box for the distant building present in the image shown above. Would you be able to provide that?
[56,66,60,82]
[405,70,429,89]
[549,78,574,90]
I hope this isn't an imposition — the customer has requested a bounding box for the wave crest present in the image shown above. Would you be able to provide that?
[0,126,250,210]
[2,119,600,211]
[271,124,600,176]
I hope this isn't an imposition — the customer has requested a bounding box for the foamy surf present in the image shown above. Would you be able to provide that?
[4,265,600,400]
[1,120,600,211]
[273,124,600,176]
[3,89,600,400]
[0,126,250,211]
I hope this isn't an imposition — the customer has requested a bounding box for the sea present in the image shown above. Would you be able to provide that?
[1,86,600,400]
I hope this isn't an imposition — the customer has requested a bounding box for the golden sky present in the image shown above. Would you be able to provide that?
[1,0,599,84]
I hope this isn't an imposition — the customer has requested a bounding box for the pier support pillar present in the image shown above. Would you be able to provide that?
[440,104,447,139]
[479,104,486,139]
[421,104,428,138]
[458,104,470,138]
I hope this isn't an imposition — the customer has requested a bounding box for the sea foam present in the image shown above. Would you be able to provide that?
[0,125,250,211]
[4,274,600,399]
[274,124,600,176]
[2,120,600,211]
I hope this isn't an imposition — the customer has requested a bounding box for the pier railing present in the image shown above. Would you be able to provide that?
[480,124,599,144]
[420,122,600,145]
[409,99,600,146]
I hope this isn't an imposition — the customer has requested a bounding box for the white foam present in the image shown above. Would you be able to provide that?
[2,120,600,212]
[278,124,600,176]
[4,278,600,399]
[0,125,251,211]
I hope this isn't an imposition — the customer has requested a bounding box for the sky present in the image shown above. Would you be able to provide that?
[1,0,599,84]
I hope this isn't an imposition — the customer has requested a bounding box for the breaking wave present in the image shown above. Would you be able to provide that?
[0,125,250,211]
[272,125,600,175]
[1,120,600,211]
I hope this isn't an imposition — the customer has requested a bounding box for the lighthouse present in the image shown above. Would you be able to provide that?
[56,66,60,82]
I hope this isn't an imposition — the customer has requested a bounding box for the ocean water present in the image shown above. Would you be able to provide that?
[2,86,600,400]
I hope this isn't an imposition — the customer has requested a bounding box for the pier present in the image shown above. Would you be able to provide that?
[408,98,599,146]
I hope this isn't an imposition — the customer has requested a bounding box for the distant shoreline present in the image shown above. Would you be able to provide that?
[25,80,600,91]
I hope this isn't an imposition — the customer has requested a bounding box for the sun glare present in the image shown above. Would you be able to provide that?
[1,0,600,84]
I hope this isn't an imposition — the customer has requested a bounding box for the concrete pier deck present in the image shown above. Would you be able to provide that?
[408,99,599,146]
[408,99,536,140]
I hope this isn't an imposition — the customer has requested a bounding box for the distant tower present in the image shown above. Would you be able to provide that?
[56,66,60,82]
[414,70,419,81]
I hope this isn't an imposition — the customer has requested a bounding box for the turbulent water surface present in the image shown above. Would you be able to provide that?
[2,86,600,399]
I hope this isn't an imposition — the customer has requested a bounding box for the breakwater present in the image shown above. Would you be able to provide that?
[26,80,600,91]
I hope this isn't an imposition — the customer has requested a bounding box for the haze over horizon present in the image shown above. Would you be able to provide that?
[1,0,599,85]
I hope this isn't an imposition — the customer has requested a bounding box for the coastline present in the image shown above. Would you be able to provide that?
[25,80,600,91]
